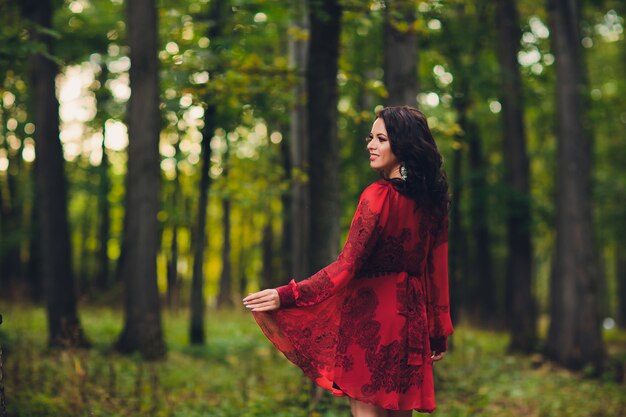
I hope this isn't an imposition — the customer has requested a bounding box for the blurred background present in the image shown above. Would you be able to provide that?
[0,0,625,416]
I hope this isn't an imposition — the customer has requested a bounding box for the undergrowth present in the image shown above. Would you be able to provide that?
[0,304,624,417]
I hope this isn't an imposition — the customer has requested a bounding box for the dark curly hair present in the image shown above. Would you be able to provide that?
[375,106,450,218]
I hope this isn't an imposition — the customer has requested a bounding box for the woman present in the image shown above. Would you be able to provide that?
[243,106,453,416]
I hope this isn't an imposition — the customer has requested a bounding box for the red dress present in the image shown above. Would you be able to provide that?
[252,180,453,412]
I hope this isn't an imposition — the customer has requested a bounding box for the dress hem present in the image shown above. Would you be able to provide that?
[252,311,436,414]
[329,380,436,413]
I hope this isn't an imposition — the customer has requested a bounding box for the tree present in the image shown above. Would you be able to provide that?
[289,0,310,279]
[217,156,234,307]
[618,251,626,328]
[21,0,89,347]
[188,0,233,342]
[165,137,183,310]
[166,218,180,308]
[459,102,496,324]
[383,0,418,106]
[261,219,275,289]
[0,102,22,298]
[614,2,626,331]
[0,314,5,417]
[279,122,294,283]
[189,101,217,342]
[448,132,466,328]
[95,64,112,291]
[544,0,604,369]
[115,0,165,359]
[306,0,342,274]
[216,126,234,307]
[495,0,536,352]
[442,1,497,325]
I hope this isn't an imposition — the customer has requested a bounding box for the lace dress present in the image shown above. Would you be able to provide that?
[252,180,453,412]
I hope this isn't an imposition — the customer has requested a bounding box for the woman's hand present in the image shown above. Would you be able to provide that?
[431,351,446,362]
[243,289,281,312]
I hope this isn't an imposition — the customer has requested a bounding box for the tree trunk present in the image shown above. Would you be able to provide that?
[617,5,626,329]
[448,142,465,327]
[617,248,626,328]
[216,138,232,309]
[261,219,274,290]
[0,315,6,417]
[289,0,310,279]
[96,68,111,291]
[165,138,182,310]
[306,0,342,274]
[189,104,216,343]
[166,224,179,310]
[495,0,536,352]
[78,198,92,295]
[383,0,418,107]
[279,123,292,285]
[26,191,42,302]
[115,0,165,359]
[23,0,88,347]
[189,0,229,343]
[446,2,497,326]
[0,105,13,297]
[19,171,37,299]
[0,150,19,298]
[217,195,233,308]
[544,0,604,370]
[452,88,497,325]
[468,124,497,324]
[238,213,249,299]
[0,141,36,299]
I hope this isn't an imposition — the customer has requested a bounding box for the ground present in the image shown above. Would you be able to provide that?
[0,304,624,417]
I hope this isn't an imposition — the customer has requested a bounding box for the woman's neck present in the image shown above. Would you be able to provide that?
[385,165,402,180]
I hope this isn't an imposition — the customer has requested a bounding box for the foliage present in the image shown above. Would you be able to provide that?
[1,304,625,417]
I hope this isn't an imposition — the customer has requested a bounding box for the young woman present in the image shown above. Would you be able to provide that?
[243,106,453,416]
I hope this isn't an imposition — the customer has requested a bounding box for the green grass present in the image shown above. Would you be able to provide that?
[0,304,624,417]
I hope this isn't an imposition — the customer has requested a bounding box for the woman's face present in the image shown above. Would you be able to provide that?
[367,117,400,178]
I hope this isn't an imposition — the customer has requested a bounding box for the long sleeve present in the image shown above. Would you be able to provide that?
[426,214,453,352]
[276,183,390,308]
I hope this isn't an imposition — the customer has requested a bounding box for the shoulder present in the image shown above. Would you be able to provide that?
[359,179,393,204]
[361,179,390,194]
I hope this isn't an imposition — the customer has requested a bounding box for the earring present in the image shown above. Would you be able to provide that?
[400,164,407,181]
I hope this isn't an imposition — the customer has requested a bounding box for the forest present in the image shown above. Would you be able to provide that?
[0,0,625,416]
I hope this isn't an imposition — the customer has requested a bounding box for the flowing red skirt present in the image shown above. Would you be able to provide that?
[253,271,437,412]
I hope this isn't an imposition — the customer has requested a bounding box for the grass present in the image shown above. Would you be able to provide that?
[0,303,625,417]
